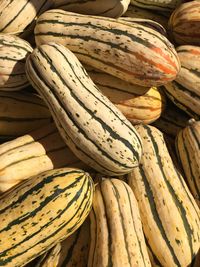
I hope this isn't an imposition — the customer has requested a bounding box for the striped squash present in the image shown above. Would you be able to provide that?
[88,178,151,267]
[175,119,200,207]
[152,99,190,137]
[35,217,90,267]
[52,0,130,18]
[119,17,167,36]
[0,34,32,91]
[0,168,94,267]
[0,122,90,192]
[85,65,166,124]
[0,0,53,37]
[34,9,180,87]
[123,4,169,28]
[168,1,200,45]
[130,0,183,11]
[163,45,200,119]
[164,81,200,120]
[128,124,200,267]
[0,91,51,137]
[25,42,143,176]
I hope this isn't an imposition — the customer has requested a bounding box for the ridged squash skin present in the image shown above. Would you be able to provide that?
[152,100,190,137]
[164,45,200,119]
[52,0,130,18]
[176,119,200,207]
[119,17,167,36]
[123,4,168,29]
[35,218,90,267]
[34,9,180,87]
[85,66,166,124]
[88,178,151,267]
[0,168,94,267]
[128,124,200,267]
[25,42,143,176]
[131,0,183,12]
[168,1,200,45]
[0,34,32,91]
[0,91,51,137]
[130,0,182,11]
[0,0,53,37]
[0,123,90,192]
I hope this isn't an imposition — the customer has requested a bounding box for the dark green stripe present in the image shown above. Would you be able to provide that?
[123,182,148,267]
[0,170,83,214]
[22,179,92,267]
[145,124,195,260]
[173,81,200,101]
[48,44,142,162]
[51,43,143,150]
[0,175,91,264]
[60,227,81,267]
[0,38,31,53]
[27,56,128,175]
[145,236,162,266]
[133,0,172,10]
[133,165,181,266]
[175,169,200,223]
[0,56,19,62]
[189,124,200,150]
[0,174,85,235]
[180,131,200,199]
[0,1,31,31]
[35,17,170,54]
[33,45,140,168]
[0,127,57,158]
[164,87,199,119]
[26,63,124,176]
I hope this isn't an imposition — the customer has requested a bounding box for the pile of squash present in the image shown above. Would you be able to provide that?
[0,0,199,266]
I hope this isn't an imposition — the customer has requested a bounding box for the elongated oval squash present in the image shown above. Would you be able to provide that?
[88,178,151,267]
[25,42,143,176]
[0,0,53,37]
[0,122,90,192]
[34,9,180,87]
[0,91,51,137]
[176,119,200,207]
[164,45,200,119]
[0,168,94,267]
[0,34,32,91]
[128,124,200,267]
[168,1,200,45]
[85,65,166,124]
[52,0,130,18]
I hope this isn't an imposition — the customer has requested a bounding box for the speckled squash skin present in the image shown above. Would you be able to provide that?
[88,178,151,267]
[34,9,180,87]
[25,42,143,176]
[176,119,200,208]
[0,34,32,91]
[0,168,94,267]
[128,124,200,267]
